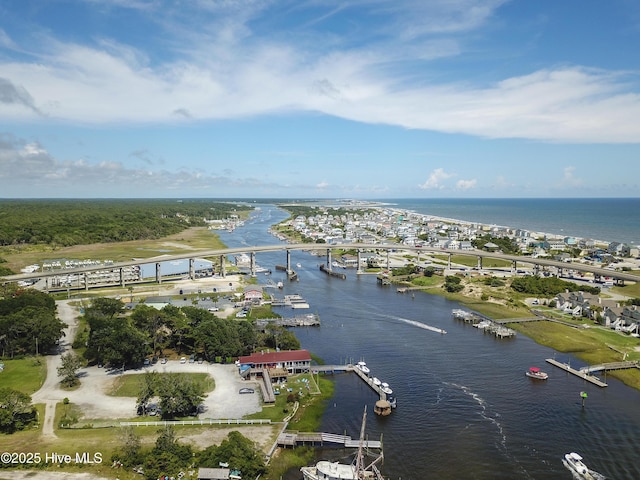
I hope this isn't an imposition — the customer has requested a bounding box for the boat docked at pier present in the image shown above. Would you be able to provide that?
[357,361,370,375]
[562,452,606,479]
[526,367,548,380]
[301,407,385,480]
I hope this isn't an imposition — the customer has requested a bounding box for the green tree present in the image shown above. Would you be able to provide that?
[155,373,205,418]
[0,388,37,433]
[143,426,193,480]
[444,275,464,293]
[198,431,267,479]
[57,352,86,387]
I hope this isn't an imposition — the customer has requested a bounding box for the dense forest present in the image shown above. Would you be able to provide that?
[0,199,250,247]
[0,289,66,357]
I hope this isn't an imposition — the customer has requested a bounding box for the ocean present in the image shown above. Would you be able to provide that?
[375,198,640,247]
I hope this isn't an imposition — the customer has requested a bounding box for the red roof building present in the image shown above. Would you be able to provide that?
[238,349,311,374]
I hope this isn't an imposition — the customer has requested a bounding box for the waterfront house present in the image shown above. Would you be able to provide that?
[237,349,312,375]
[243,286,263,303]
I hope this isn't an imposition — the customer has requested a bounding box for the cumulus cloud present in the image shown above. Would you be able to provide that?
[562,166,583,187]
[316,181,330,189]
[456,178,477,190]
[418,168,454,190]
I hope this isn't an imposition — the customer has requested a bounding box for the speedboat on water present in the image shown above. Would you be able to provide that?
[562,452,606,479]
[526,367,548,380]
[372,377,381,386]
[357,361,370,375]
[380,382,393,395]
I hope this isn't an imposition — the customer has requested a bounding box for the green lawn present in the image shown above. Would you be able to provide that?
[0,357,48,394]
[108,372,215,397]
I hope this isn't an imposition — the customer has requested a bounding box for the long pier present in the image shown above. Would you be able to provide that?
[580,360,640,374]
[545,358,608,387]
[277,431,381,449]
[313,364,388,400]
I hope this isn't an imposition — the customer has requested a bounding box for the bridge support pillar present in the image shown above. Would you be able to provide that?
[286,249,291,273]
[447,254,451,270]
[386,250,390,271]
[189,258,195,280]
[220,255,225,277]
[477,256,482,270]
[84,273,89,291]
[357,249,362,274]
[327,249,332,271]
[120,268,125,287]
[533,264,540,276]
[512,260,517,274]
[156,262,162,284]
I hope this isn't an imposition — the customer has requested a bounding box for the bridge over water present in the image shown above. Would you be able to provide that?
[3,243,638,292]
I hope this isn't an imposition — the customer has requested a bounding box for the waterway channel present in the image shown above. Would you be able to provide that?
[216,204,640,480]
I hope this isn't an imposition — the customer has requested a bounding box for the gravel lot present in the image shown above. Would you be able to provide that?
[31,298,266,430]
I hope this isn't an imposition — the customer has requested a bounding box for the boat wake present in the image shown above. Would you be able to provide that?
[448,383,537,478]
[377,312,447,334]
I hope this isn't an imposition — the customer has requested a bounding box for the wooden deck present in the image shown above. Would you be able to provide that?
[545,358,608,387]
[277,431,382,449]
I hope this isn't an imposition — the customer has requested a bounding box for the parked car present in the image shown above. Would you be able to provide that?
[160,357,167,364]
[189,354,195,363]
[180,357,186,364]
[239,387,255,394]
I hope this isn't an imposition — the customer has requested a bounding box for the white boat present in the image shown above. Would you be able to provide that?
[301,407,385,480]
[562,452,606,479]
[525,367,548,380]
[372,377,382,386]
[276,281,284,289]
[380,382,393,395]
[357,361,370,375]
[296,262,302,268]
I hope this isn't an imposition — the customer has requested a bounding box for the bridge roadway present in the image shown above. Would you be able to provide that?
[2,243,639,288]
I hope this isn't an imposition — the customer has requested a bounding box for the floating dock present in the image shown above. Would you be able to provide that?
[545,358,608,387]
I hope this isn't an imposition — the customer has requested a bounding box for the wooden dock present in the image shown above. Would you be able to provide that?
[313,364,388,400]
[579,360,640,374]
[277,431,382,449]
[545,358,608,387]
[255,314,320,329]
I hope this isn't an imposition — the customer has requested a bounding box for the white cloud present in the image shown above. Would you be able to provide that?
[456,178,477,190]
[418,168,454,190]
[316,181,330,189]
[562,166,583,187]
[0,1,639,143]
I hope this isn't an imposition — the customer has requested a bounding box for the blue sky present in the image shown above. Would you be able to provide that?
[1,0,639,199]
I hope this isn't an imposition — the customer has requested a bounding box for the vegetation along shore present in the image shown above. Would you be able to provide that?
[1,198,639,480]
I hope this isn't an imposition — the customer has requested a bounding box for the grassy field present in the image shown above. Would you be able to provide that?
[108,372,215,397]
[0,357,48,394]
[1,227,227,273]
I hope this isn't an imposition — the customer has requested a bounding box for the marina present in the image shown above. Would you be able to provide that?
[452,309,516,338]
